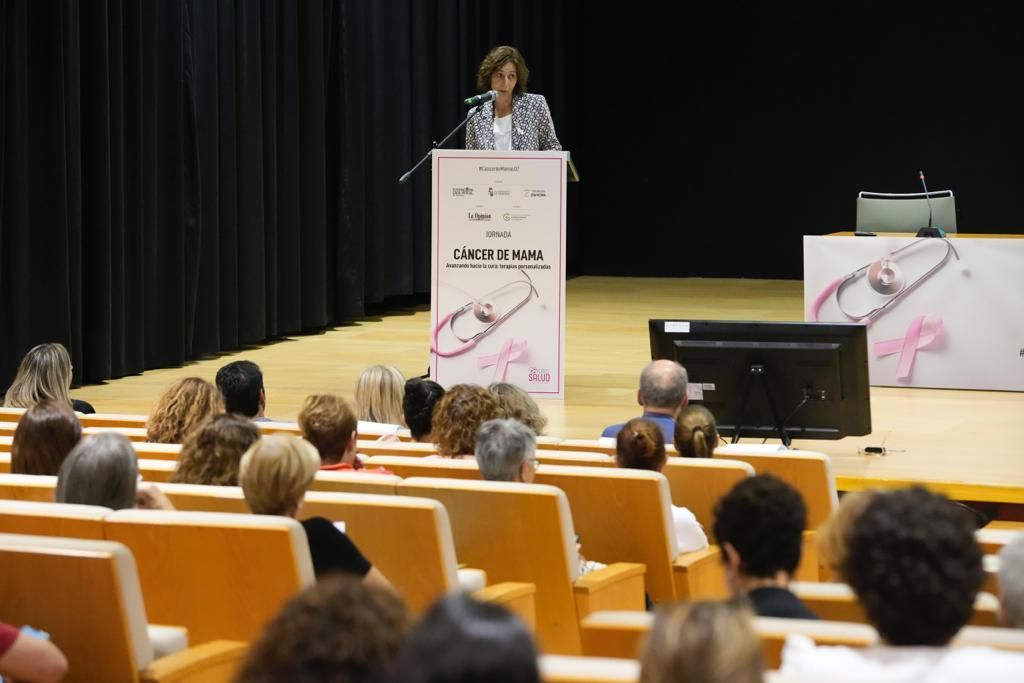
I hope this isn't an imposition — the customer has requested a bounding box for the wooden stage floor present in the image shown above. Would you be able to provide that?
[81,277,1024,504]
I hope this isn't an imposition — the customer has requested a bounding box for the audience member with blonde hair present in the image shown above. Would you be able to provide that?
[403,378,445,442]
[170,414,260,486]
[145,377,223,443]
[234,575,407,683]
[3,342,94,413]
[489,382,548,435]
[56,433,173,511]
[432,383,503,458]
[817,489,880,581]
[239,434,393,590]
[674,404,719,458]
[615,417,708,553]
[11,400,82,475]
[298,394,392,474]
[354,365,405,425]
[641,599,764,683]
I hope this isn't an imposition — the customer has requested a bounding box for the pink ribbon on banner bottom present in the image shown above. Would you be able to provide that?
[477,338,528,383]
[873,315,943,380]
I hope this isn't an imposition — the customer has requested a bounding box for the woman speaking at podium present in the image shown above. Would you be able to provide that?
[465,46,562,152]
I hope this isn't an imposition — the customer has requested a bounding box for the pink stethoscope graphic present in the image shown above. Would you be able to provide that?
[808,237,967,380]
[431,269,539,361]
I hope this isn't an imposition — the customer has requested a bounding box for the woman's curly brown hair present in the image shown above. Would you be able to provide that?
[171,413,260,486]
[146,377,224,444]
[234,575,408,683]
[432,384,503,457]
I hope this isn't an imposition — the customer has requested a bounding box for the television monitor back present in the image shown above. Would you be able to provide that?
[856,191,957,233]
[648,320,871,441]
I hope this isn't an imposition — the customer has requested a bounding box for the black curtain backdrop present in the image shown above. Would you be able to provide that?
[2,2,1022,387]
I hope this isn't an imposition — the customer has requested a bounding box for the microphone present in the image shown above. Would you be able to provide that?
[918,169,934,230]
[464,90,497,107]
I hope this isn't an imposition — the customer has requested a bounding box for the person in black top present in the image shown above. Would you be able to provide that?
[239,433,394,591]
[713,475,817,620]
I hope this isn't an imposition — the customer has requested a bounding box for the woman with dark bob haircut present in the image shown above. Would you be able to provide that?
[390,593,539,683]
[234,575,407,683]
[464,45,560,152]
[11,399,83,475]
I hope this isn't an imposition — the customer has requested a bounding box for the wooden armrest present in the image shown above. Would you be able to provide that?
[140,640,249,683]
[671,546,728,600]
[579,611,652,659]
[474,581,537,632]
[573,562,646,623]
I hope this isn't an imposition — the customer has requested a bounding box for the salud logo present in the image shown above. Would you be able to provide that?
[451,187,474,197]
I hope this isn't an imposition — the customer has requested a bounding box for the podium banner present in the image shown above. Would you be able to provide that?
[430,149,567,398]
[803,235,1024,390]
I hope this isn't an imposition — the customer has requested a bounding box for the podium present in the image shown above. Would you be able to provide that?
[429,149,571,398]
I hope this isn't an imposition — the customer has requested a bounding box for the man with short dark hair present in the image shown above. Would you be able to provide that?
[215,360,267,420]
[782,487,1024,680]
[601,360,688,442]
[713,474,816,620]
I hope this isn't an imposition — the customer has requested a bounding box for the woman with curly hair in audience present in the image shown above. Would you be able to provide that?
[489,382,548,436]
[239,434,395,591]
[11,399,82,475]
[354,365,406,425]
[3,342,94,413]
[170,413,260,486]
[145,377,223,444]
[234,575,407,683]
[674,404,720,458]
[431,384,503,458]
[615,417,708,553]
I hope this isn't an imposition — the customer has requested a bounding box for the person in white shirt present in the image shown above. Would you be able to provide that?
[613,417,708,553]
[782,486,1024,682]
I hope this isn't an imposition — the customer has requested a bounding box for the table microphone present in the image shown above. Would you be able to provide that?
[916,170,944,237]
[464,90,497,106]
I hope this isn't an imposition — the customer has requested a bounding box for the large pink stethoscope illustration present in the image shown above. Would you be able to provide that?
[808,237,967,380]
[431,270,539,369]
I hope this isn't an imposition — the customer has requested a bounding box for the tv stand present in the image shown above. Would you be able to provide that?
[731,364,792,447]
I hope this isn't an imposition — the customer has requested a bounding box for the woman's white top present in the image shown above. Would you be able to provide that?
[493,114,512,151]
[672,505,709,553]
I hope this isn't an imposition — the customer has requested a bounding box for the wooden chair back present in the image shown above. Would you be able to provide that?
[0,473,57,502]
[662,457,754,539]
[713,447,838,528]
[0,532,156,681]
[299,491,460,615]
[309,469,401,495]
[534,465,679,603]
[536,451,615,468]
[104,509,314,643]
[363,455,482,480]
[0,499,109,539]
[790,581,1002,628]
[398,477,583,654]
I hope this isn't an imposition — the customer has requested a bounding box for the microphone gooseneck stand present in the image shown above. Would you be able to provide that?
[399,106,486,185]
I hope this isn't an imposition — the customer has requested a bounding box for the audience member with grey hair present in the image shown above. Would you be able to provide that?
[56,433,174,510]
[998,535,1024,629]
[475,418,538,483]
[601,359,689,442]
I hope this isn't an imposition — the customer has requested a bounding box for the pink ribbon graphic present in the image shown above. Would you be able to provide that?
[873,315,943,380]
[478,338,528,382]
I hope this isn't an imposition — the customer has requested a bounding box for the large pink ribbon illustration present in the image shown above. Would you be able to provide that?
[873,315,943,380]
[478,338,528,382]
